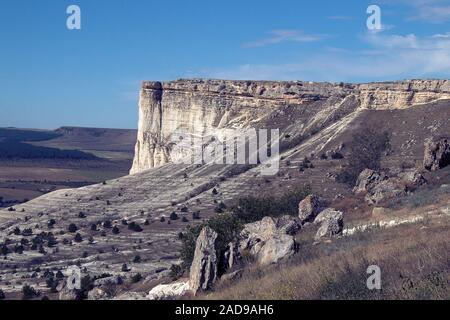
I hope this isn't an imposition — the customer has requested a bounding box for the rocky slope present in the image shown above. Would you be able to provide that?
[0,79,449,299]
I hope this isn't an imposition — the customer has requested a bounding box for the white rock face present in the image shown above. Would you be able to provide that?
[131,79,450,174]
[147,281,191,300]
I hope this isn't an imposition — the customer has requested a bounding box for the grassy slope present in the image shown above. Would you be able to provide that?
[201,187,450,300]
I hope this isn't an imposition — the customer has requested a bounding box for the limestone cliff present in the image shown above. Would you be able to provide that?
[130,79,450,174]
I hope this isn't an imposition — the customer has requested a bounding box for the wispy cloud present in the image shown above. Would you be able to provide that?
[388,0,450,23]
[197,31,450,82]
[242,29,325,48]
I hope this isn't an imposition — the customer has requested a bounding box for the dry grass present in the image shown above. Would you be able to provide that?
[201,216,450,300]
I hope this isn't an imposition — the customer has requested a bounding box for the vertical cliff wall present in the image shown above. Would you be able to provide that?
[130,79,450,174]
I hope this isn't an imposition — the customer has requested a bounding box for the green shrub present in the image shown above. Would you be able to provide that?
[22,285,39,300]
[232,185,311,223]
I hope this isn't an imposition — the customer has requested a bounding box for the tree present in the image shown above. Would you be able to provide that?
[68,223,78,233]
[74,233,83,243]
[22,285,39,300]
[112,226,120,234]
[131,273,142,283]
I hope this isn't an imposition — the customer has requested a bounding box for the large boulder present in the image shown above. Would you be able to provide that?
[87,287,108,300]
[397,169,427,190]
[353,169,388,194]
[240,216,277,243]
[257,234,296,266]
[365,179,406,205]
[236,215,300,266]
[147,281,191,300]
[189,227,218,294]
[314,208,343,241]
[298,194,323,224]
[424,137,450,171]
[58,284,81,300]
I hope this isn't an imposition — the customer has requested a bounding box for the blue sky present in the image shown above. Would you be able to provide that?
[1,0,450,129]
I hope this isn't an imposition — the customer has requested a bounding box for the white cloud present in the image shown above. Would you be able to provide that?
[196,32,450,82]
[388,0,450,23]
[242,29,325,48]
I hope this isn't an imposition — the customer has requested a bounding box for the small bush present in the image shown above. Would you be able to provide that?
[232,185,311,223]
[22,285,39,300]
[103,220,112,228]
[112,226,120,234]
[74,233,83,243]
[169,264,184,280]
[68,223,78,233]
[128,222,143,232]
[131,273,142,283]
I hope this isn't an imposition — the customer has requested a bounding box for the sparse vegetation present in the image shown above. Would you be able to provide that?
[232,185,311,223]
[22,285,39,300]
[337,128,390,186]
[203,218,450,300]
[179,212,243,274]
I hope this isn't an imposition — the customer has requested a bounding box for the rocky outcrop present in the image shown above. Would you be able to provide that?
[354,168,426,205]
[238,216,300,266]
[257,234,296,266]
[147,281,191,300]
[298,194,324,224]
[131,79,450,174]
[366,179,406,206]
[424,137,450,171]
[58,284,81,300]
[189,227,218,294]
[353,169,388,194]
[314,208,344,241]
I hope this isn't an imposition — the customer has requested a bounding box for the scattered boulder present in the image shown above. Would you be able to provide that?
[147,281,190,300]
[257,234,296,266]
[58,284,81,300]
[397,169,427,190]
[237,216,300,266]
[353,169,388,194]
[276,215,301,235]
[424,137,450,171]
[87,287,108,300]
[365,179,406,206]
[298,194,323,224]
[240,216,277,243]
[189,227,218,294]
[314,208,343,241]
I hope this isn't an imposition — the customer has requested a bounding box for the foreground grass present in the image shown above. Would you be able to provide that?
[202,216,450,300]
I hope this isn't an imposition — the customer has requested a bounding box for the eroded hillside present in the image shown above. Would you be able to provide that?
[0,79,449,299]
